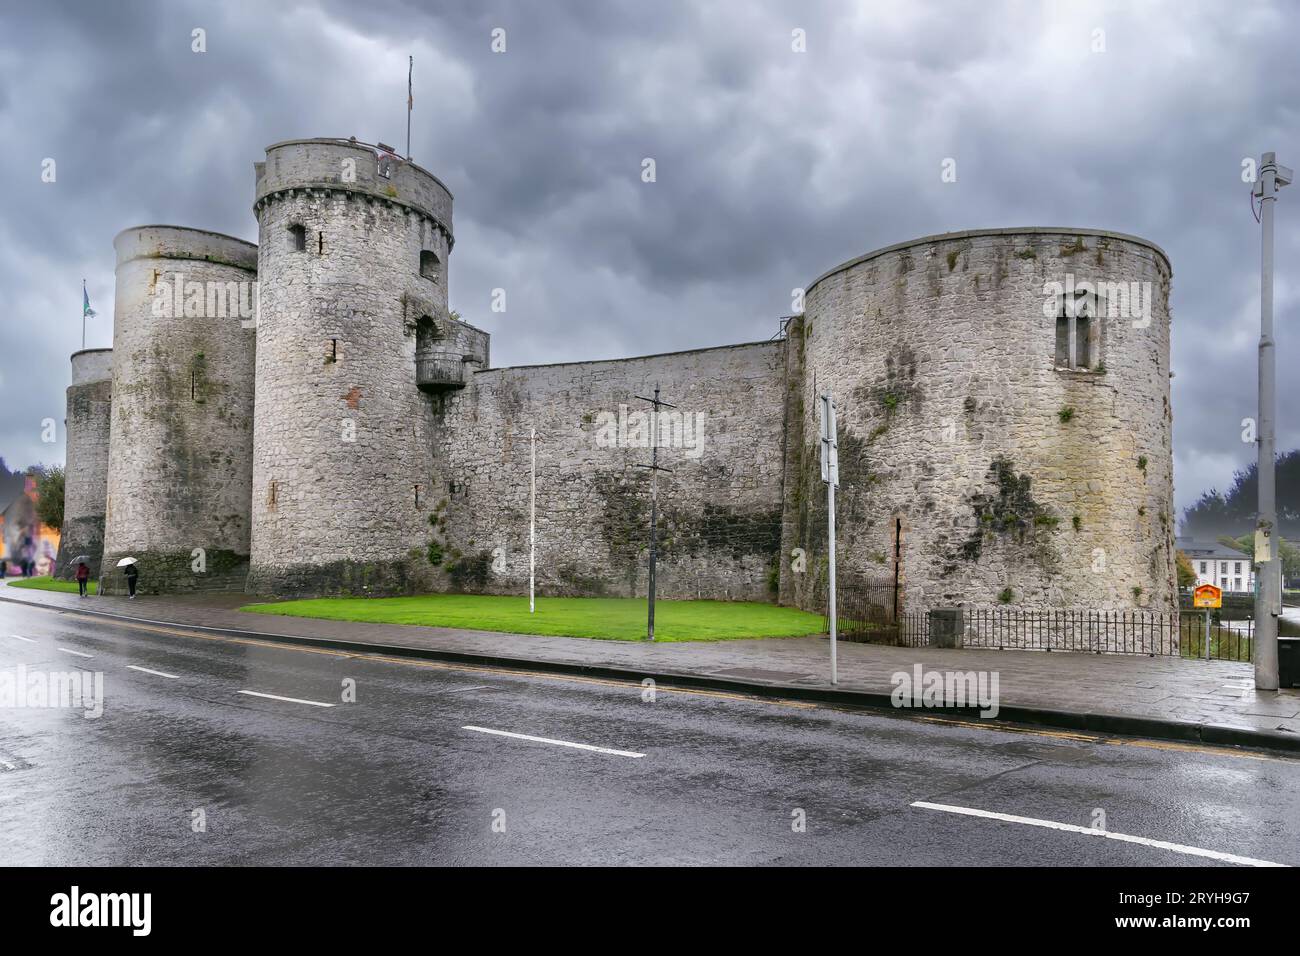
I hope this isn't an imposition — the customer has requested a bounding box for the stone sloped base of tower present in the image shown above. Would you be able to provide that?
[98,549,250,596]
[245,557,437,600]
[53,515,106,580]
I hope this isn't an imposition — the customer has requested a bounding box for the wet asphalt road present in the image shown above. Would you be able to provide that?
[1,599,1298,867]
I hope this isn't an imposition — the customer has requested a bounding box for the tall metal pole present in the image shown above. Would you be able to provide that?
[81,278,87,350]
[1254,152,1290,691]
[406,56,413,160]
[635,383,675,641]
[821,392,839,685]
[648,385,660,641]
[529,426,536,614]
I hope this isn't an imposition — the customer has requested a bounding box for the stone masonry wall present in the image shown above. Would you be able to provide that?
[247,139,454,596]
[429,342,790,601]
[782,228,1176,614]
[101,226,258,594]
[56,349,113,579]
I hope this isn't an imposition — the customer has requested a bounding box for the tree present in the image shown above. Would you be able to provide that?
[1175,550,1197,589]
[30,465,64,532]
[1181,449,1300,538]
[1226,532,1300,583]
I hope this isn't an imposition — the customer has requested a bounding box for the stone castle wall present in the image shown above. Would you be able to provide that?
[247,139,457,595]
[429,342,790,601]
[68,135,1177,612]
[100,226,258,594]
[782,228,1176,613]
[56,349,113,579]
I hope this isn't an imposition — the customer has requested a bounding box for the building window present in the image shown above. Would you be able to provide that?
[288,224,306,252]
[1234,562,1242,573]
[1220,562,1227,574]
[1234,578,1242,591]
[420,249,440,283]
[1054,291,1099,370]
[1199,562,1207,574]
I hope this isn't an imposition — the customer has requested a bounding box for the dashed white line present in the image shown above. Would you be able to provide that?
[127,665,180,680]
[462,725,645,758]
[55,647,94,658]
[910,801,1287,867]
[237,690,335,708]
[8,635,36,643]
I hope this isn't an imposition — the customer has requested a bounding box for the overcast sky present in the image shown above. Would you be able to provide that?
[1,0,1296,518]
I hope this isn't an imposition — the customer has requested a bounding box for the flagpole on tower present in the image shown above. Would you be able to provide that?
[406,55,413,160]
[81,279,87,350]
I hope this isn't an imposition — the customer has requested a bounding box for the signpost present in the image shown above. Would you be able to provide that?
[820,392,839,685]
[529,426,536,614]
[1193,583,1222,661]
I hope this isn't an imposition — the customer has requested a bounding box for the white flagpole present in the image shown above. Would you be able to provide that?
[529,426,536,613]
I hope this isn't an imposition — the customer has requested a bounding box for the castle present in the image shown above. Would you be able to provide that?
[59,136,1177,614]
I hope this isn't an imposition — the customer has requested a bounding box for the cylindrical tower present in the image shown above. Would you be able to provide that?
[56,348,113,580]
[247,138,457,595]
[785,228,1175,613]
[100,225,258,594]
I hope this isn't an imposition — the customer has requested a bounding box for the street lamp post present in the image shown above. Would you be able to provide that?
[1253,151,1292,691]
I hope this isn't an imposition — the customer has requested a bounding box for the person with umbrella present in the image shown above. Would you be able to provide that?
[72,557,91,597]
[117,557,139,599]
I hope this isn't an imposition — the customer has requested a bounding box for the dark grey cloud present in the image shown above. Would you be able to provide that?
[1,0,1297,517]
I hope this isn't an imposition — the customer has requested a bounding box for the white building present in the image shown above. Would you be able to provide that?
[1177,538,1255,594]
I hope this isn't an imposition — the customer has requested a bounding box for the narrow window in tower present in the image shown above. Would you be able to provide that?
[414,484,421,508]
[420,249,440,283]
[1054,312,1070,367]
[318,231,324,255]
[191,371,196,401]
[325,338,338,364]
[267,480,278,511]
[288,224,306,252]
[1076,313,1092,369]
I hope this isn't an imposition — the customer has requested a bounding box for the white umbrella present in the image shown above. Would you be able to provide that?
[116,557,138,567]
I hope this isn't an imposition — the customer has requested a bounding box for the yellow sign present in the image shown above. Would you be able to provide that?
[1193,583,1222,609]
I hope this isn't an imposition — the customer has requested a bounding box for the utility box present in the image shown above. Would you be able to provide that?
[1280,637,1300,689]
[930,608,964,649]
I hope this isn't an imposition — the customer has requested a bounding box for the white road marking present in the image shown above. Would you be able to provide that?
[55,647,93,658]
[8,635,36,643]
[462,725,645,758]
[910,801,1287,868]
[127,665,180,680]
[237,690,334,708]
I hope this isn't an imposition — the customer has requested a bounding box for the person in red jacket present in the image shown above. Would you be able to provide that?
[75,561,90,598]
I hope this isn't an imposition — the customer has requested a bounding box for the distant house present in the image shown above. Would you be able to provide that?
[0,476,60,576]
[1176,537,1255,594]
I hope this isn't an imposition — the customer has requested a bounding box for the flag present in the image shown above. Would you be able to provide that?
[83,282,96,318]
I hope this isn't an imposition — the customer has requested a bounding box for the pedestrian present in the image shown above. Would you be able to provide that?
[124,561,139,599]
[0,558,7,578]
[75,561,90,598]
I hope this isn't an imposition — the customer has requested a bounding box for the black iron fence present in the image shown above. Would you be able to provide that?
[824,596,1254,661]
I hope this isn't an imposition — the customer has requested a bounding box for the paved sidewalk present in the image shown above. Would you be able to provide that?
[2,581,1298,750]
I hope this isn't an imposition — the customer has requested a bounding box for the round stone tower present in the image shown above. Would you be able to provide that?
[785,228,1175,613]
[56,348,113,580]
[100,225,258,594]
[247,138,469,595]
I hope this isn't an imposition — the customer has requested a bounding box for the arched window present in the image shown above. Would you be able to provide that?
[420,249,440,282]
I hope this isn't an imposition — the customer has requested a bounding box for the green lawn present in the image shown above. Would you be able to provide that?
[240,593,824,642]
[5,575,98,595]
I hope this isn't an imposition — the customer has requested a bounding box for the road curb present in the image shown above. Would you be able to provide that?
[4,590,1299,756]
